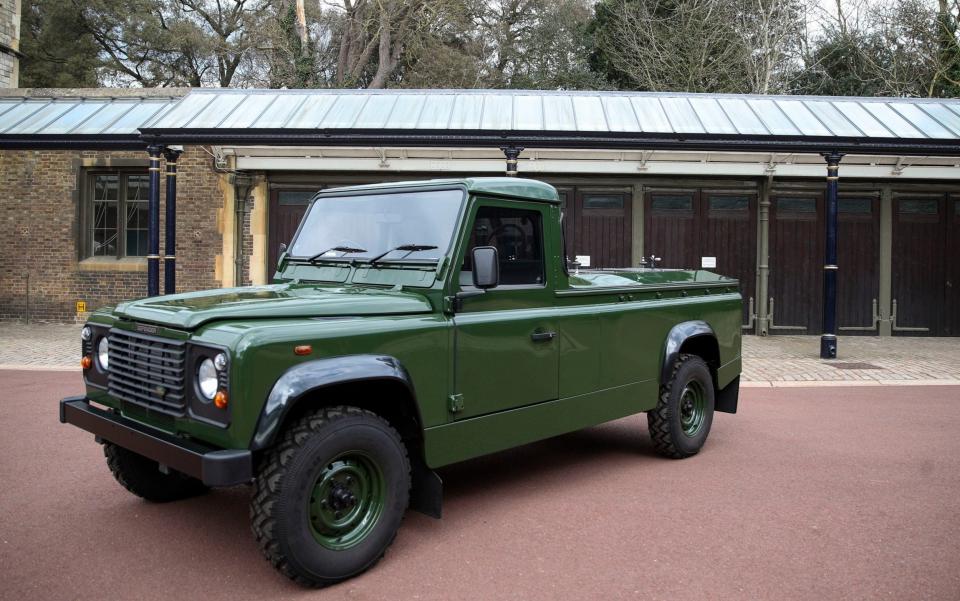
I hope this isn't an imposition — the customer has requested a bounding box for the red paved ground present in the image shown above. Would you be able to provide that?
[1,370,959,601]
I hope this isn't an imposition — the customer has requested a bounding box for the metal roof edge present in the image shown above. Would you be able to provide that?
[137,128,960,157]
[179,87,960,105]
[0,134,149,150]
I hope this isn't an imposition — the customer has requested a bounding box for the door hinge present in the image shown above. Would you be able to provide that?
[448,393,464,413]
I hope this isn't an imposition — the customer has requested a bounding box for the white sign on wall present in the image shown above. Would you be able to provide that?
[701,256,717,269]
[575,255,591,267]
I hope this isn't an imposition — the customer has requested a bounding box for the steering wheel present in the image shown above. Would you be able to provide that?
[486,223,527,254]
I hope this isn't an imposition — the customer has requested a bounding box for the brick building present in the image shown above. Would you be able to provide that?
[1,87,959,337]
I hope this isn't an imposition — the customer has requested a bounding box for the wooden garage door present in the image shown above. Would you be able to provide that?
[769,195,823,333]
[946,195,960,336]
[569,188,632,268]
[645,189,756,326]
[645,190,699,270]
[268,190,316,272]
[702,193,756,325]
[892,195,946,335]
[837,196,880,334]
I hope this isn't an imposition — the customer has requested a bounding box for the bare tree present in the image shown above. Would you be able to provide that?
[735,0,809,94]
[594,0,750,92]
[80,0,273,87]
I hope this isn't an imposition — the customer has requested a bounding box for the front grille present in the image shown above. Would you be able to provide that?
[107,329,187,417]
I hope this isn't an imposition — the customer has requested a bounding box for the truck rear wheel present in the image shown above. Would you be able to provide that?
[104,442,209,502]
[250,406,410,587]
[647,354,715,459]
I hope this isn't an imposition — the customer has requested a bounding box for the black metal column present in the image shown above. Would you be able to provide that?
[146,144,164,297]
[500,146,524,177]
[820,151,844,359]
[163,146,182,295]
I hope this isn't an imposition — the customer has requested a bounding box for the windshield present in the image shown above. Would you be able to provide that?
[288,189,464,263]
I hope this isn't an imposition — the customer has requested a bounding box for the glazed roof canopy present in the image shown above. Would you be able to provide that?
[3,88,960,155]
[0,94,180,147]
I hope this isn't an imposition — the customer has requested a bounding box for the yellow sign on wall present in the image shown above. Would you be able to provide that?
[76,301,87,313]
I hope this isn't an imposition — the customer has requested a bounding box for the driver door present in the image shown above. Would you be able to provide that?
[452,200,559,419]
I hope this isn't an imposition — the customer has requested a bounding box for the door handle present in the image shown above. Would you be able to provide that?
[531,331,557,342]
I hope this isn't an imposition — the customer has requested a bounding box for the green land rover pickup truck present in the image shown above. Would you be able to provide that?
[60,177,741,587]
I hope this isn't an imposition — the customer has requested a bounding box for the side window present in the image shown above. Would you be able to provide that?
[461,206,545,287]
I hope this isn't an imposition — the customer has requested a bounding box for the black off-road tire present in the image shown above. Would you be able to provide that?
[250,406,411,588]
[104,442,209,502]
[647,354,715,459]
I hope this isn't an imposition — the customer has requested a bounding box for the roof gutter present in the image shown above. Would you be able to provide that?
[0,135,149,150]
[138,128,960,158]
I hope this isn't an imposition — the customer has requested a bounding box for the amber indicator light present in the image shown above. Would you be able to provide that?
[213,391,228,410]
[294,345,312,356]
[81,356,92,370]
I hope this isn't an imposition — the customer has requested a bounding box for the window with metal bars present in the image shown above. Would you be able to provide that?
[84,171,150,259]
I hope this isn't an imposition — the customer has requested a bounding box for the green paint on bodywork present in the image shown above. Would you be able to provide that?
[113,284,434,329]
[79,177,741,470]
[321,177,560,204]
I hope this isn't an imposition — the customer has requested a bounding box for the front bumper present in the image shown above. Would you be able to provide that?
[59,396,252,486]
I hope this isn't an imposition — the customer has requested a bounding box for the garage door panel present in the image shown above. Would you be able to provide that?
[946,196,960,336]
[837,196,880,334]
[702,193,756,325]
[645,191,699,270]
[892,196,945,335]
[268,190,315,273]
[769,195,823,333]
[572,189,631,269]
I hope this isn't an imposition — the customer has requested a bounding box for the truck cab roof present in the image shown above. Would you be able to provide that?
[318,177,561,204]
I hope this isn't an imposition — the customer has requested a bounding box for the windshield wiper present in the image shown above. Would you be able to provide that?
[307,246,368,263]
[369,244,439,265]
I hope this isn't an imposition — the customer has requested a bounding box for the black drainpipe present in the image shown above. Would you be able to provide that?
[232,172,256,287]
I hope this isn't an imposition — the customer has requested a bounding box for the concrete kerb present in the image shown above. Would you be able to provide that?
[742,379,960,388]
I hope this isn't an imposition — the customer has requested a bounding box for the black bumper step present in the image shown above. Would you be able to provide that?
[59,396,251,486]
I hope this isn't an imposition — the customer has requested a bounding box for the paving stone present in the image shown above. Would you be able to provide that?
[742,335,960,384]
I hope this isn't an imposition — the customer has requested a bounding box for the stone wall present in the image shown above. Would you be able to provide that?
[0,0,20,88]
[0,146,223,321]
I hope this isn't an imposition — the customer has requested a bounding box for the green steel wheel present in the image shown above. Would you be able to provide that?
[251,406,410,588]
[307,452,385,551]
[647,354,715,459]
[679,380,707,437]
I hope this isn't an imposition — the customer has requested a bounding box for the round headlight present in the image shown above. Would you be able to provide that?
[197,358,218,400]
[81,326,92,342]
[213,352,227,371]
[97,337,109,370]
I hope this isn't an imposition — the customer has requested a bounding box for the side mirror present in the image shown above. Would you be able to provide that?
[278,242,287,255]
[471,246,499,289]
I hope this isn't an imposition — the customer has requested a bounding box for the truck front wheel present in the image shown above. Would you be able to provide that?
[104,442,209,502]
[250,406,410,587]
[647,354,715,459]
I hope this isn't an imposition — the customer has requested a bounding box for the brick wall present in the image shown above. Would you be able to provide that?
[0,146,222,321]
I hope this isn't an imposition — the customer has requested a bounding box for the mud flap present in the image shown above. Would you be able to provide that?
[715,376,740,414]
[410,455,443,519]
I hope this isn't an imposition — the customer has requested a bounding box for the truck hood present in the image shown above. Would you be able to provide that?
[113,284,434,329]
